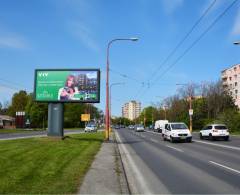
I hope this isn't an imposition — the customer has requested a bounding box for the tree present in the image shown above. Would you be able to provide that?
[138,106,159,127]
[7,90,28,116]
[25,94,48,128]
[111,117,133,126]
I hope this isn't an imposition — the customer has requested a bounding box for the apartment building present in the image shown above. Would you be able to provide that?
[122,100,141,120]
[221,63,240,108]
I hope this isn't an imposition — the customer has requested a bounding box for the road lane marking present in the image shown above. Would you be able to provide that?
[166,145,184,152]
[209,161,240,174]
[150,138,158,143]
[145,130,160,135]
[194,140,240,151]
[115,131,152,194]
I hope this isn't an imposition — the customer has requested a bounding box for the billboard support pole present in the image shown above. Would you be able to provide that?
[47,103,64,138]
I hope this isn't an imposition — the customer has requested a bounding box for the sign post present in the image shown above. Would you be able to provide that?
[189,108,193,133]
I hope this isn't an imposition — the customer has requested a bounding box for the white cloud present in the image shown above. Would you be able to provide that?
[68,22,99,52]
[0,34,27,49]
[161,0,184,14]
[231,7,240,35]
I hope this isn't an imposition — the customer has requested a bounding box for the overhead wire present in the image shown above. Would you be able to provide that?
[147,0,217,83]
[135,0,217,99]
[136,0,239,100]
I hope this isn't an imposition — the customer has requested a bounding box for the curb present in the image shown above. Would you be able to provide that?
[112,132,131,194]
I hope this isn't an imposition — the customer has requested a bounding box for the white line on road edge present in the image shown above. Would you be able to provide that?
[0,131,83,141]
[0,134,47,140]
[194,140,240,151]
[209,161,240,174]
[115,131,152,194]
[150,138,158,143]
[166,145,184,152]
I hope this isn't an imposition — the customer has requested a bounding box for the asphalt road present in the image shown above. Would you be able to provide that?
[0,129,84,140]
[116,128,240,194]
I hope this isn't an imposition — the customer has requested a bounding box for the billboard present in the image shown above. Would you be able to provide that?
[34,69,100,103]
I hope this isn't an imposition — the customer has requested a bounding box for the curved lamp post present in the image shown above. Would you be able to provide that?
[109,82,125,132]
[105,38,138,140]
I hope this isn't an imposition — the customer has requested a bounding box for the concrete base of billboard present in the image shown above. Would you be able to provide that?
[47,103,64,137]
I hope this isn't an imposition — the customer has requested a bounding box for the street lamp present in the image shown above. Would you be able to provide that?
[105,37,139,140]
[176,83,193,132]
[110,82,125,133]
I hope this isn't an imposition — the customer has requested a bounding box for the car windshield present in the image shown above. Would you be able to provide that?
[87,124,95,127]
[171,123,188,130]
[215,125,227,130]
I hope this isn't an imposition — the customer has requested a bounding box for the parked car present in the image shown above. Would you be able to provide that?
[154,120,168,133]
[135,124,145,132]
[199,124,229,141]
[114,125,120,129]
[162,122,192,143]
[85,124,97,132]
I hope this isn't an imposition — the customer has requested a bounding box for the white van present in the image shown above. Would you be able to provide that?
[162,122,192,143]
[154,120,168,133]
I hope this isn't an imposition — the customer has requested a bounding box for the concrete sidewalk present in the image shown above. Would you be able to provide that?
[78,134,130,194]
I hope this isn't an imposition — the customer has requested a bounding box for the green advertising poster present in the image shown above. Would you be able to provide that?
[35,69,100,103]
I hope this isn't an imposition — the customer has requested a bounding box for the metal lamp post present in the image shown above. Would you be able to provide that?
[105,38,138,140]
[109,82,125,134]
[233,41,240,45]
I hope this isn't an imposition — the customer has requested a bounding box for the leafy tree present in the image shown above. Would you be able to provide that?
[111,117,133,126]
[138,106,158,126]
[7,90,28,116]
[25,94,48,128]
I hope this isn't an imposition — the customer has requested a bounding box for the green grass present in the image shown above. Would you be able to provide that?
[0,129,45,134]
[0,132,104,194]
[230,131,240,135]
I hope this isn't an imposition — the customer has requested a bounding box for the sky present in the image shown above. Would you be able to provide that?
[0,0,240,116]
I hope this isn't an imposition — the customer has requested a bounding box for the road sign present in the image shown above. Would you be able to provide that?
[189,109,193,115]
[81,114,90,121]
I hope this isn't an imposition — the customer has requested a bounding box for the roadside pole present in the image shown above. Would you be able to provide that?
[189,97,193,133]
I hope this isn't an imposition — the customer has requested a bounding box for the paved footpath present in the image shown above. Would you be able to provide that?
[78,134,130,194]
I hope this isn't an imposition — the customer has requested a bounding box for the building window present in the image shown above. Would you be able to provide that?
[234,67,237,71]
[229,77,232,81]
[235,82,238,87]
[235,90,238,94]
[235,75,238,79]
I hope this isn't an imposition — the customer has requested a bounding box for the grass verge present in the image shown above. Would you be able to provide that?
[0,132,104,194]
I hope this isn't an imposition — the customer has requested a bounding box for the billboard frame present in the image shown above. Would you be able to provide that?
[34,68,100,103]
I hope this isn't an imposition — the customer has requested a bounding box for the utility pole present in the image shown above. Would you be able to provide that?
[176,83,194,132]
[189,96,193,133]
[144,109,146,127]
